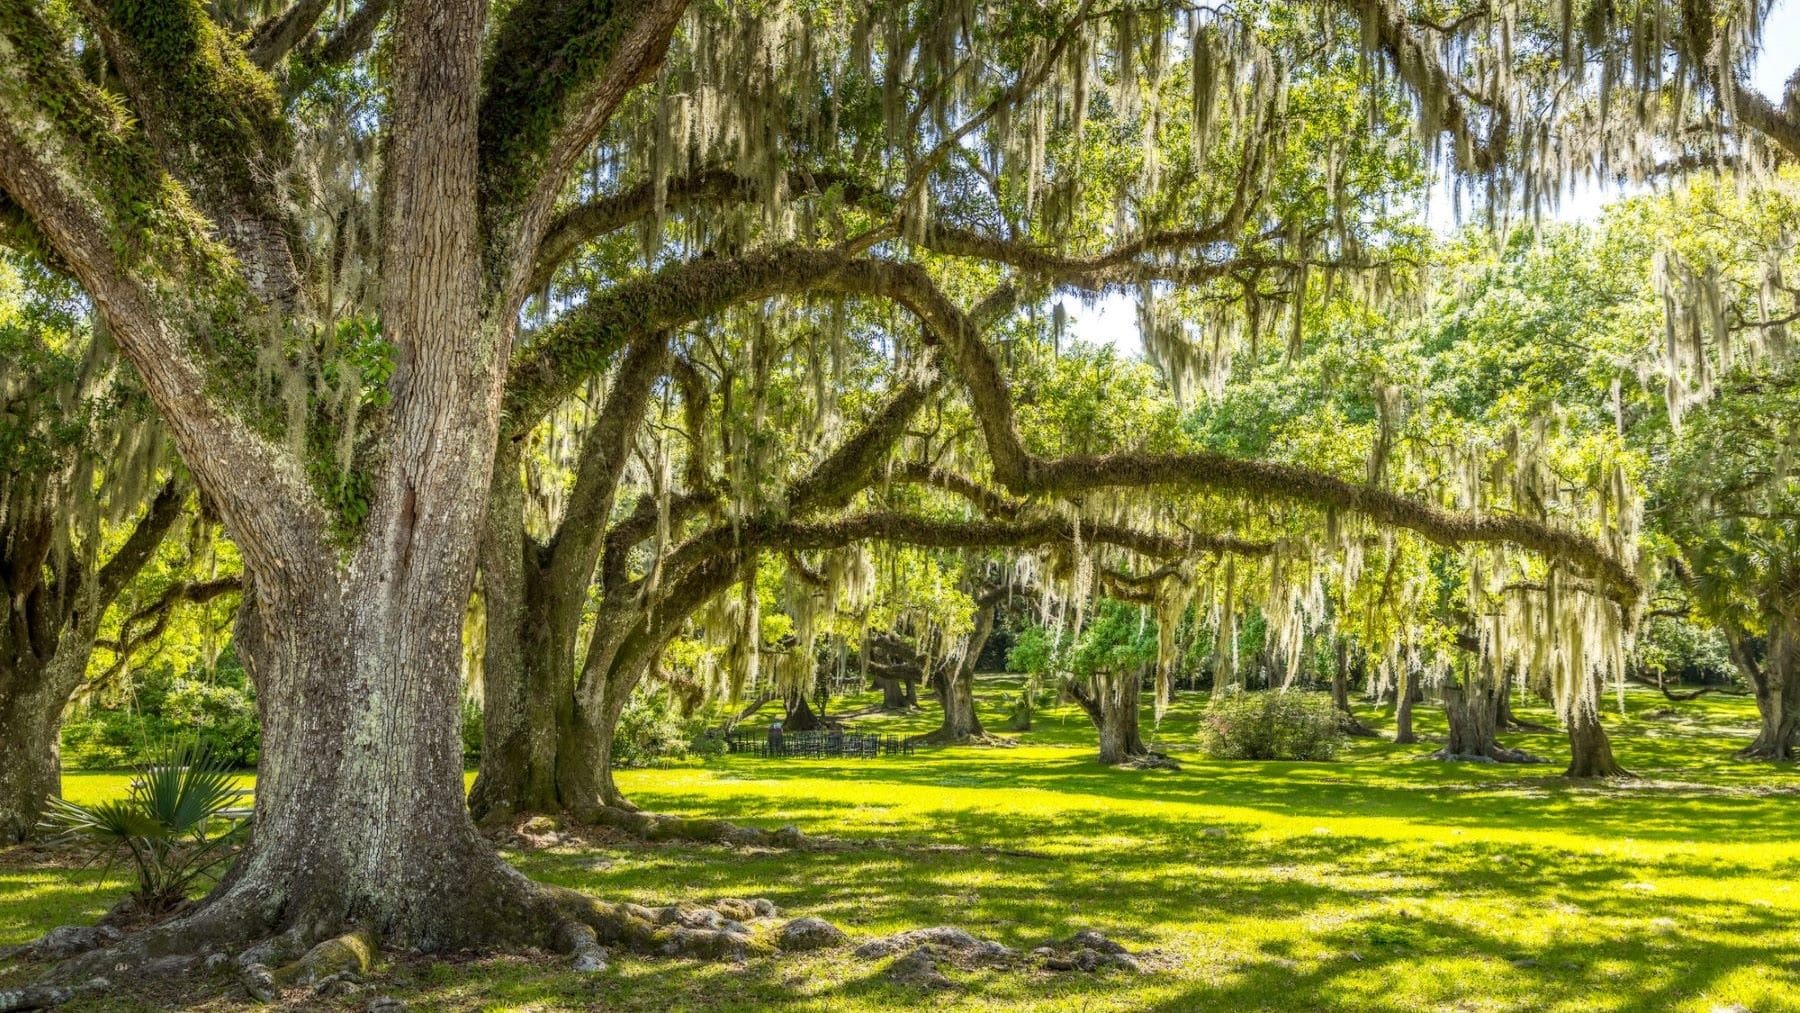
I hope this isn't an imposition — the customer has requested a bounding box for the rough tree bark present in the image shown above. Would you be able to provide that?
[874,675,917,711]
[1392,673,1418,744]
[469,334,670,823]
[0,643,87,843]
[921,605,994,744]
[1730,625,1799,760]
[1068,669,1162,766]
[1433,679,1540,763]
[0,0,719,966]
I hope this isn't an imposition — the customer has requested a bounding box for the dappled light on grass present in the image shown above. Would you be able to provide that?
[6,681,1798,1010]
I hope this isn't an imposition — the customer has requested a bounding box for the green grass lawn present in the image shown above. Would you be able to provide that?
[5,681,1799,1011]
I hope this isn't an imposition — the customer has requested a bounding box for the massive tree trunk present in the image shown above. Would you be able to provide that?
[0,647,81,842]
[471,332,672,823]
[916,602,997,744]
[0,482,184,840]
[1564,701,1630,777]
[1095,671,1147,764]
[469,457,595,824]
[875,675,915,711]
[561,655,651,816]
[1071,669,1155,766]
[0,0,684,961]
[782,692,825,732]
[934,662,986,742]
[198,584,550,948]
[466,559,582,822]
[1732,624,1800,760]
[1434,679,1540,763]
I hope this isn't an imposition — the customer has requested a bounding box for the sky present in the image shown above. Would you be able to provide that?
[1064,0,1799,355]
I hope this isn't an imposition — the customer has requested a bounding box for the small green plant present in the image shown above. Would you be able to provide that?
[43,744,249,915]
[1199,691,1345,760]
[614,688,705,767]
[461,695,485,765]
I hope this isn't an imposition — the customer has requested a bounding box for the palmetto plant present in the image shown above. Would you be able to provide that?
[43,744,249,914]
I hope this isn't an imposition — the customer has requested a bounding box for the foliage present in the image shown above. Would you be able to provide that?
[1065,600,1162,682]
[612,688,718,768]
[461,696,485,766]
[1636,614,1737,686]
[40,744,248,914]
[1198,690,1344,760]
[1006,624,1066,678]
[1655,362,1800,645]
[62,657,258,769]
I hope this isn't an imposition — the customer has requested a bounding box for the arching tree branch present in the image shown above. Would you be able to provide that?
[246,0,332,70]
[479,0,689,295]
[530,168,891,291]
[0,6,331,580]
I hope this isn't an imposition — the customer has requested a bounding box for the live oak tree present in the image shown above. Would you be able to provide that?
[1,0,729,963]
[0,256,185,841]
[0,0,1707,978]
[1063,597,1166,765]
[1659,365,1800,758]
[1418,177,1800,765]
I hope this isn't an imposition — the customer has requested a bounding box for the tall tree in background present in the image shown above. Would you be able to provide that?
[0,257,183,840]
[1660,366,1800,758]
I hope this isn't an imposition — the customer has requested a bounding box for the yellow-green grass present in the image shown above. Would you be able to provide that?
[5,683,1798,1011]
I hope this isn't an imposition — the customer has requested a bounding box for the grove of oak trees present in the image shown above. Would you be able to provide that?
[0,0,1788,976]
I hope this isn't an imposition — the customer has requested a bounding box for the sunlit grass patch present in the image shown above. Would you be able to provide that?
[4,684,1797,1010]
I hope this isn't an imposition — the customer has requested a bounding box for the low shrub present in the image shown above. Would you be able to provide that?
[613,689,722,767]
[43,743,248,914]
[62,658,259,770]
[163,679,259,767]
[1199,690,1344,761]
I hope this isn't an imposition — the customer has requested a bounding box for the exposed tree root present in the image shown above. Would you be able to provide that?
[1335,712,1380,738]
[1427,745,1547,764]
[1735,739,1799,761]
[490,811,1055,861]
[17,879,826,1007]
[1626,674,1749,701]
[0,978,112,1013]
[1113,751,1182,770]
[908,728,1017,747]
[582,807,817,849]
[15,885,1162,1007]
[484,809,816,851]
[1499,715,1556,733]
[1564,761,1637,779]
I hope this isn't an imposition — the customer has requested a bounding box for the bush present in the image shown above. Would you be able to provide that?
[1199,691,1344,761]
[163,679,259,767]
[62,656,259,770]
[43,743,248,914]
[614,690,697,767]
[62,709,174,770]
